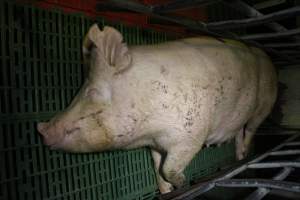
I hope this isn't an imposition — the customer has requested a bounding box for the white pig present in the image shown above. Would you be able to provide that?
[37,24,277,193]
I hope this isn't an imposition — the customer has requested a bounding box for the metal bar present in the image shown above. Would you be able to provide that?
[105,0,228,38]
[249,134,299,163]
[269,150,300,156]
[223,0,288,32]
[256,131,300,135]
[245,167,294,200]
[170,182,215,200]
[207,6,300,30]
[285,142,300,146]
[104,0,298,64]
[152,0,220,13]
[241,28,300,40]
[264,42,300,48]
[216,179,300,193]
[270,189,300,199]
[248,162,300,169]
[166,134,299,200]
[280,50,300,55]
[254,0,286,10]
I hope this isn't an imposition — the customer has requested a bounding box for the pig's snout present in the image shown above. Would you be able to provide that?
[37,121,64,148]
[37,122,49,136]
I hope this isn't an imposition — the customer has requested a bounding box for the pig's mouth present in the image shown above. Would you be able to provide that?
[42,127,81,150]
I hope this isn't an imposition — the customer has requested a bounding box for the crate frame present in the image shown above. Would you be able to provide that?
[0,1,236,200]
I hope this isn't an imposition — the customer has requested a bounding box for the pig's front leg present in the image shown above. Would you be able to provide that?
[151,149,173,193]
[162,140,202,188]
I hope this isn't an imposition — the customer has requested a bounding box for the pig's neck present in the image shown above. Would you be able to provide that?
[102,71,155,150]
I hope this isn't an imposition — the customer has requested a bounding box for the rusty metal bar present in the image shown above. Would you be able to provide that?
[207,6,300,30]
[215,179,300,193]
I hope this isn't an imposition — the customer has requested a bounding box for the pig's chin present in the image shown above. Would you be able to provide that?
[42,136,65,150]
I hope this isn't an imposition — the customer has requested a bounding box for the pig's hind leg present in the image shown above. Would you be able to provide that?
[151,149,174,193]
[235,128,246,160]
[239,104,274,159]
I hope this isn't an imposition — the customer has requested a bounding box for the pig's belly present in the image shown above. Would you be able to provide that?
[205,92,256,145]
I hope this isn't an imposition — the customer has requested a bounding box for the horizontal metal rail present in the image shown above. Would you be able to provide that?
[244,167,293,200]
[241,28,300,40]
[264,42,300,48]
[247,162,300,169]
[207,6,300,30]
[216,179,300,193]
[105,0,226,38]
[152,0,220,13]
[285,142,300,146]
[269,150,300,156]
[223,0,288,32]
[246,158,300,200]
[167,134,300,200]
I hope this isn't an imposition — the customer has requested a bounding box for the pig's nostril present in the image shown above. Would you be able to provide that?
[37,122,49,135]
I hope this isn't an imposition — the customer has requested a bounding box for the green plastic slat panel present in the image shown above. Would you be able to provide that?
[0,1,236,200]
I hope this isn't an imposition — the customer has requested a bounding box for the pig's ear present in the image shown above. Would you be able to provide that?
[83,24,132,74]
[99,26,132,74]
[82,24,100,68]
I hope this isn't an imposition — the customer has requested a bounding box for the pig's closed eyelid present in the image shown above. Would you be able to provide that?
[65,127,81,135]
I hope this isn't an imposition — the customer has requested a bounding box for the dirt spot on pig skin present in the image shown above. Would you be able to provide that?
[131,102,135,108]
[117,134,124,138]
[151,80,168,94]
[160,65,169,76]
[78,110,103,121]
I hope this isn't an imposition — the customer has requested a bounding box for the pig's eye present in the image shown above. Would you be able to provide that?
[65,128,80,135]
[86,88,101,100]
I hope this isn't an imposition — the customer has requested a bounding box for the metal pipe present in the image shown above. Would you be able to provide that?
[270,189,300,199]
[170,182,215,200]
[248,134,299,163]
[207,6,300,30]
[244,167,294,200]
[152,0,220,13]
[264,42,300,48]
[165,134,300,200]
[270,150,300,156]
[216,179,300,193]
[247,162,300,169]
[105,0,227,38]
[241,28,300,40]
[223,0,288,32]
[285,142,300,146]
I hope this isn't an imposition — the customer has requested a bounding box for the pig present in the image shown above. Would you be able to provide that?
[37,24,277,193]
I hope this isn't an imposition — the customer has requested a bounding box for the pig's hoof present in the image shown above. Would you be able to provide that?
[158,181,174,194]
[165,171,186,188]
[236,146,246,160]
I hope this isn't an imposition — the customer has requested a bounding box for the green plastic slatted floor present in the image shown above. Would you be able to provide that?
[0,1,236,199]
